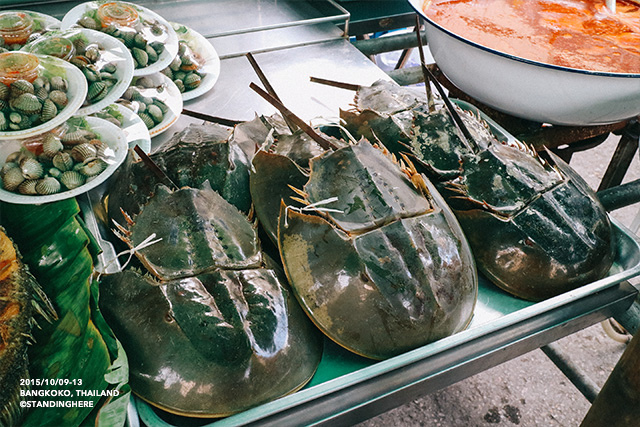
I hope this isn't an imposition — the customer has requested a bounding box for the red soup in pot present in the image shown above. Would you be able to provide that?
[423,0,640,74]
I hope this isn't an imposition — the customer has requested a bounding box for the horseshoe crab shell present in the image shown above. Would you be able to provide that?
[100,183,322,416]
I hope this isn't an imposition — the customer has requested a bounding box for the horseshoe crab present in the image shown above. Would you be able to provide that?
[105,121,252,228]
[99,182,323,417]
[340,79,614,301]
[246,85,476,360]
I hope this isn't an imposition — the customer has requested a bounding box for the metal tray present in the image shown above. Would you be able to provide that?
[77,96,640,426]
[123,217,640,426]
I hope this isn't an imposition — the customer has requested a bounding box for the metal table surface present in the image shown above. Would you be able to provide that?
[8,1,640,425]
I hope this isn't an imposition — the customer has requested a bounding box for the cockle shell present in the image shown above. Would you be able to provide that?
[11,80,34,97]
[61,129,96,145]
[71,143,98,163]
[60,170,85,189]
[50,76,68,92]
[42,133,64,158]
[52,152,73,172]
[49,90,68,108]
[0,111,7,131]
[35,87,49,102]
[32,76,49,92]
[2,167,24,191]
[12,93,42,116]
[40,99,57,122]
[18,179,38,195]
[88,81,109,102]
[0,161,18,177]
[173,79,185,93]
[20,158,43,180]
[77,159,107,177]
[138,112,155,129]
[0,83,9,100]
[36,176,61,195]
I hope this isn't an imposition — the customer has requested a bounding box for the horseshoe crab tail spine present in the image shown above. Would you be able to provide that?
[309,76,361,92]
[424,63,480,154]
[246,52,298,133]
[249,82,338,151]
[133,146,179,191]
[415,15,435,113]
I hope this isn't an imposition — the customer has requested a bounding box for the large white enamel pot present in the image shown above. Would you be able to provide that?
[408,0,640,126]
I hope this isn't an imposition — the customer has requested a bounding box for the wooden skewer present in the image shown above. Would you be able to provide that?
[249,82,338,151]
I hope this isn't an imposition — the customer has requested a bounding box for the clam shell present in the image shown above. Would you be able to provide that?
[20,158,44,180]
[0,111,7,131]
[145,45,158,63]
[169,56,182,72]
[151,23,164,36]
[11,93,42,116]
[184,73,201,90]
[121,31,136,48]
[36,176,61,195]
[42,133,64,158]
[150,41,164,55]
[2,167,24,191]
[40,99,57,122]
[50,76,68,92]
[133,47,149,68]
[122,86,138,100]
[60,170,86,190]
[71,143,98,163]
[78,16,98,30]
[18,179,39,195]
[134,33,147,49]
[153,98,169,114]
[49,90,68,108]
[174,79,185,93]
[78,159,107,177]
[101,62,117,74]
[52,152,73,171]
